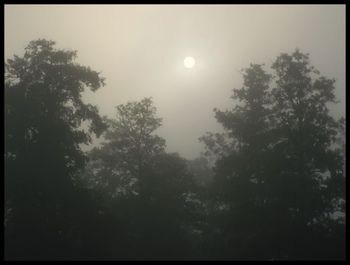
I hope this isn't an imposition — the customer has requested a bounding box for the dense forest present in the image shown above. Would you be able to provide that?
[4,39,345,260]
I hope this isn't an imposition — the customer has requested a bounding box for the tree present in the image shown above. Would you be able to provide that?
[201,50,345,260]
[268,50,345,259]
[82,97,166,197]
[5,39,107,259]
[80,98,199,259]
[200,64,275,259]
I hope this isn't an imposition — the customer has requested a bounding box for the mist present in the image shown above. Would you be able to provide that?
[5,4,345,261]
[5,5,345,159]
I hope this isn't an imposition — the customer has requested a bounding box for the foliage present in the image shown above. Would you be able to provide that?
[4,41,345,260]
[79,98,199,259]
[200,50,345,260]
[4,39,107,259]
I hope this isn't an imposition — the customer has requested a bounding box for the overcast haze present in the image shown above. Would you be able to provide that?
[5,5,345,159]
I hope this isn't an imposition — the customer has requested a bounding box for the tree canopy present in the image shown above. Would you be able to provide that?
[5,39,107,259]
[200,50,345,260]
[4,41,345,260]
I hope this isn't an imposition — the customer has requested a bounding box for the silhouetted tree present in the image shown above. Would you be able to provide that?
[82,98,165,198]
[201,50,345,260]
[81,98,199,259]
[5,39,107,259]
[268,50,345,259]
[5,40,344,261]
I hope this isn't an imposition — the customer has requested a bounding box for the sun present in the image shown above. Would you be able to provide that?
[184,56,195,68]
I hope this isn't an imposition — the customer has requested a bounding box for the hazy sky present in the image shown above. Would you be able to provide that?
[5,5,345,159]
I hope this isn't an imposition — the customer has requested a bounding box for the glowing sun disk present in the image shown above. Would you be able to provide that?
[184,57,195,68]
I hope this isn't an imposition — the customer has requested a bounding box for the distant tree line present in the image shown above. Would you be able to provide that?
[4,39,345,260]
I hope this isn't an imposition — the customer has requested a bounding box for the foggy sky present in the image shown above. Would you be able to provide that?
[5,5,345,159]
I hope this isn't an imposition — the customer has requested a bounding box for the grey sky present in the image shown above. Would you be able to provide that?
[5,5,345,159]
